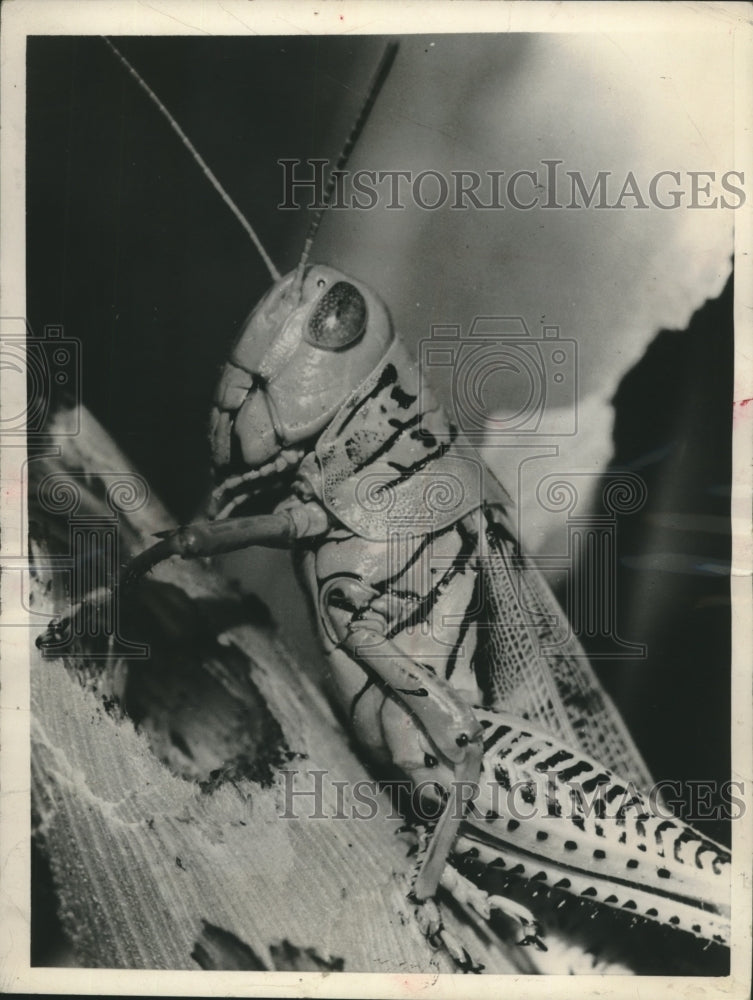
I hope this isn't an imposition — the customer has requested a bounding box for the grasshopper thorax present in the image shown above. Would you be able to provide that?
[210,266,394,474]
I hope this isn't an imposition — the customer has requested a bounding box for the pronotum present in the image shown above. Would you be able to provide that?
[38,37,731,971]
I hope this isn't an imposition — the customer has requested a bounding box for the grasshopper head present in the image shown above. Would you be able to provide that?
[210,265,394,478]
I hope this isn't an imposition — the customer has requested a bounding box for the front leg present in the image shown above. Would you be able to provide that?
[121,506,325,583]
[37,503,329,650]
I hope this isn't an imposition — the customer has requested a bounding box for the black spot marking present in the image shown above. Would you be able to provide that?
[507,819,520,832]
[615,796,642,821]
[674,829,699,864]
[423,753,438,768]
[536,830,549,841]
[604,894,618,904]
[519,781,536,806]
[692,924,701,933]
[646,907,659,917]
[554,878,571,889]
[581,772,610,793]
[494,765,511,791]
[571,815,585,831]
[581,887,598,897]
[547,797,562,818]
[657,868,671,879]
[593,849,606,860]
[605,783,627,803]
[637,843,647,852]
[532,871,548,882]
[390,383,417,409]
[654,820,677,846]
[536,749,573,771]
[622,900,637,910]
[509,863,525,875]
[626,859,639,869]
[413,428,437,449]
[669,916,680,925]
[564,840,578,851]
[558,761,593,782]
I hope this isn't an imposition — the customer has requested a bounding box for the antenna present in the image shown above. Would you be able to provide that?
[292,41,399,300]
[102,36,281,282]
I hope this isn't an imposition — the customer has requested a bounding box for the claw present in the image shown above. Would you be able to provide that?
[410,894,483,972]
[36,618,68,649]
[518,931,548,952]
[36,533,178,650]
[36,586,112,651]
[38,511,301,652]
[485,893,541,938]
[437,862,545,952]
[436,931,484,973]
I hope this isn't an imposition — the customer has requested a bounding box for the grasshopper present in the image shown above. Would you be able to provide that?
[39,38,731,970]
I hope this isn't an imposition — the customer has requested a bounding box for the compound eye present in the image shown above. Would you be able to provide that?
[305,281,367,350]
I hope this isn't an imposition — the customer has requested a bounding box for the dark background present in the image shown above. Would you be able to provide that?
[27,34,732,848]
